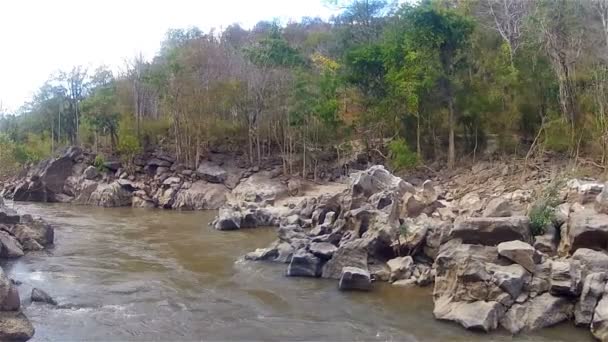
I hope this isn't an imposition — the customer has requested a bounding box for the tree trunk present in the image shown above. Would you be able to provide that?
[448,97,456,169]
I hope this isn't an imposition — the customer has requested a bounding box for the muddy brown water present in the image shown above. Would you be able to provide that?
[0,202,593,341]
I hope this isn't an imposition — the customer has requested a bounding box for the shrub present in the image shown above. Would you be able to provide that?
[528,179,564,236]
[93,154,107,172]
[388,138,418,171]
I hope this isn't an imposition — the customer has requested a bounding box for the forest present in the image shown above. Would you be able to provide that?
[1,0,607,179]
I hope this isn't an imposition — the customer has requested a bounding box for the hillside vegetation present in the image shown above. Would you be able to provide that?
[2,0,608,178]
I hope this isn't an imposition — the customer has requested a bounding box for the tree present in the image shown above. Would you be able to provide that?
[406,4,474,168]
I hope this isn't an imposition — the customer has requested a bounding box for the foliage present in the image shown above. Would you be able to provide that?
[4,0,608,174]
[529,179,564,236]
[117,114,141,166]
[388,138,418,171]
[93,154,107,172]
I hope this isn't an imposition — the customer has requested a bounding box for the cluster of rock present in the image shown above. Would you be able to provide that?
[0,202,56,341]
[233,164,608,340]
[0,147,293,211]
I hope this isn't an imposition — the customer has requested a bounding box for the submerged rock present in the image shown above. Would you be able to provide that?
[31,288,57,305]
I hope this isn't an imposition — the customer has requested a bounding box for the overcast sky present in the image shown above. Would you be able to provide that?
[0,0,339,112]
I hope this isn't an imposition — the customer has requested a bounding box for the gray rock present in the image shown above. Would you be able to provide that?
[550,260,582,297]
[386,256,414,282]
[309,242,337,259]
[497,240,537,273]
[449,216,531,246]
[338,267,371,291]
[214,208,242,231]
[487,263,529,299]
[173,181,227,210]
[82,166,99,180]
[434,299,503,332]
[483,197,513,217]
[0,312,35,342]
[196,161,228,184]
[349,165,413,199]
[596,184,608,214]
[232,172,288,203]
[572,248,608,276]
[0,208,20,225]
[286,249,321,277]
[592,286,608,341]
[245,247,278,261]
[500,293,572,334]
[0,284,20,311]
[321,239,368,279]
[575,272,607,326]
[0,231,24,258]
[568,209,608,253]
[31,288,57,305]
[88,182,133,207]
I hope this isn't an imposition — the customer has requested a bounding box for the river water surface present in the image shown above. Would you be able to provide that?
[1,202,594,341]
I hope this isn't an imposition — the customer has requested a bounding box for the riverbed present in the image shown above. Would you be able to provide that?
[1,202,593,341]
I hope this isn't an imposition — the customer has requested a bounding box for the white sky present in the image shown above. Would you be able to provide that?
[0,0,339,112]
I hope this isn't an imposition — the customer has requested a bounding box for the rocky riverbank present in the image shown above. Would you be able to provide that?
[8,146,608,339]
[0,200,55,341]
[218,163,608,340]
[0,147,348,212]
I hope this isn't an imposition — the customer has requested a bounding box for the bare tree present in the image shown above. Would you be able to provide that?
[479,0,532,66]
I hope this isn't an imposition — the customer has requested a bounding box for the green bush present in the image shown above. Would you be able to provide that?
[93,154,107,172]
[528,180,564,236]
[388,138,418,171]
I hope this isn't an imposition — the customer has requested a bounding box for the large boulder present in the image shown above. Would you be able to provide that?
[321,239,368,279]
[0,312,35,342]
[386,256,414,282]
[88,182,133,207]
[349,165,413,199]
[568,209,608,253]
[232,172,288,203]
[483,197,513,217]
[173,181,228,210]
[497,240,538,273]
[549,260,582,297]
[500,293,573,334]
[0,284,20,311]
[196,161,228,184]
[1,220,54,250]
[308,242,337,259]
[571,248,608,276]
[575,272,607,326]
[338,267,371,291]
[449,216,531,246]
[433,299,503,332]
[0,232,24,258]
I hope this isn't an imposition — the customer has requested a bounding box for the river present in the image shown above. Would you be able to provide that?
[0,202,593,341]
